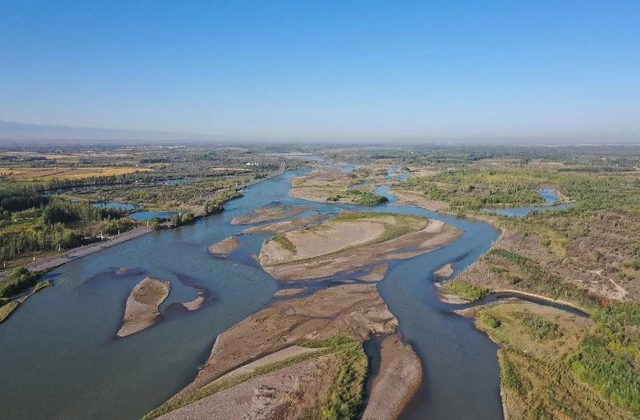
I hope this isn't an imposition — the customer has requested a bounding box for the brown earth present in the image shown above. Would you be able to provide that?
[208,236,240,256]
[434,262,454,278]
[261,218,461,281]
[170,283,398,398]
[117,277,170,337]
[389,189,450,212]
[156,355,337,420]
[362,334,422,420]
[231,205,313,225]
[289,169,372,204]
[273,287,308,298]
[358,264,389,282]
[241,214,329,234]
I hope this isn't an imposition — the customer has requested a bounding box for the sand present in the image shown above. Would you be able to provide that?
[231,205,312,225]
[208,236,240,256]
[273,287,308,297]
[362,334,422,420]
[170,283,397,397]
[156,355,336,420]
[117,277,170,337]
[434,262,454,278]
[260,220,386,266]
[358,264,390,282]
[241,214,329,234]
[262,219,462,281]
[389,189,450,212]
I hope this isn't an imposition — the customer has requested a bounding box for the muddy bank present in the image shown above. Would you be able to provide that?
[231,204,313,225]
[362,334,422,420]
[273,287,308,297]
[117,277,170,338]
[358,264,389,282]
[208,236,240,256]
[434,262,454,279]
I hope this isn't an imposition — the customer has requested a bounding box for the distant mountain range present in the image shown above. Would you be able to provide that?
[0,120,209,143]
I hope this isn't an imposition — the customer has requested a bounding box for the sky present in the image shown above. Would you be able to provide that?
[1,0,639,142]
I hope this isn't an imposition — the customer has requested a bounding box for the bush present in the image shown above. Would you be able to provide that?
[481,314,501,329]
[521,316,560,341]
[0,267,41,298]
[443,280,490,301]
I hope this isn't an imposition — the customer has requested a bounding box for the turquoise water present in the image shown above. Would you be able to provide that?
[0,170,506,420]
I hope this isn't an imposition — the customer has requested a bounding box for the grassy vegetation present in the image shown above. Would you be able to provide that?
[569,302,640,416]
[305,337,368,420]
[521,315,561,341]
[480,313,501,329]
[442,280,489,301]
[142,337,367,420]
[266,233,298,254]
[33,279,53,293]
[478,301,637,419]
[0,301,19,324]
[480,247,601,312]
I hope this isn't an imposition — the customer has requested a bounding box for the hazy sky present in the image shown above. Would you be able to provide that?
[1,1,639,141]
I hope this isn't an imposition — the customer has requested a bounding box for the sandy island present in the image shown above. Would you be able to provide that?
[117,277,170,338]
[259,212,462,281]
[231,204,313,225]
[208,236,240,256]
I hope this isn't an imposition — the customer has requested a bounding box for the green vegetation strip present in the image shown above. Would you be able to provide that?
[0,301,19,324]
[142,337,367,420]
[266,233,297,254]
[307,337,368,420]
[569,302,640,416]
[442,280,489,301]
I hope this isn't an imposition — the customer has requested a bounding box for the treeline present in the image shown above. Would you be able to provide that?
[0,222,83,259]
[0,186,49,212]
[46,174,136,191]
[41,198,124,225]
[203,190,242,215]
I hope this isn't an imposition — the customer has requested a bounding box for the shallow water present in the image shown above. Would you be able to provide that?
[2,170,512,420]
[483,188,573,218]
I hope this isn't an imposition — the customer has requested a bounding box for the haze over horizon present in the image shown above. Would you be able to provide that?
[1,1,639,143]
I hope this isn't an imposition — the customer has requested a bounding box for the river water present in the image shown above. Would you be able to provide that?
[1,170,509,420]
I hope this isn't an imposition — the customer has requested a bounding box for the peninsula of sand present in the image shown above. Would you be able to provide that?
[142,203,461,420]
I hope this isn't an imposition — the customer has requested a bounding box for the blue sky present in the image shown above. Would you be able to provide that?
[1,1,639,141]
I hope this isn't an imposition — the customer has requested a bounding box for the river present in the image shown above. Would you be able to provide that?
[1,169,563,420]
